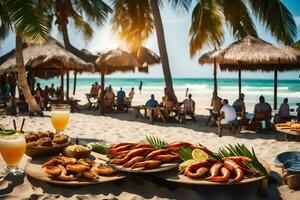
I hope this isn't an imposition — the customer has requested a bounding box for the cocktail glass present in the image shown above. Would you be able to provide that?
[0,133,26,175]
[51,104,70,134]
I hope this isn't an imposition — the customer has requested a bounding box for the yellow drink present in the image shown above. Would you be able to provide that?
[0,134,26,167]
[51,111,70,131]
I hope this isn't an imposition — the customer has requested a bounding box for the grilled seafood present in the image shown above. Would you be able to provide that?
[123,156,145,168]
[110,143,136,149]
[43,165,62,176]
[207,167,230,182]
[165,141,192,148]
[223,159,244,183]
[82,169,98,179]
[110,148,154,164]
[37,137,52,146]
[108,144,136,154]
[206,162,223,179]
[145,149,170,160]
[131,160,162,169]
[42,156,115,181]
[153,154,180,163]
[66,164,88,173]
[56,165,77,181]
[92,163,115,175]
[221,156,252,163]
[53,134,69,144]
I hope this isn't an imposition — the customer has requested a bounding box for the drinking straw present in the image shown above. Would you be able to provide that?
[20,118,25,132]
[13,119,17,130]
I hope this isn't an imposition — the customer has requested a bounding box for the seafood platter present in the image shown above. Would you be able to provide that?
[24,131,124,185]
[89,136,270,185]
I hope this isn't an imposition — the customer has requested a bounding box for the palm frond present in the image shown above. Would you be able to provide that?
[219,0,257,39]
[0,0,10,27]
[144,135,167,149]
[217,144,268,176]
[111,0,154,52]
[7,0,49,40]
[167,0,192,12]
[72,14,93,41]
[189,0,224,57]
[248,0,296,45]
[176,147,193,161]
[74,0,111,27]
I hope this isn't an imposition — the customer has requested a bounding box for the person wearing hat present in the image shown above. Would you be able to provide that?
[233,93,245,113]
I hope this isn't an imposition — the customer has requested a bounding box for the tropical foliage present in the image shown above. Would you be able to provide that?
[0,0,49,112]
[190,0,297,56]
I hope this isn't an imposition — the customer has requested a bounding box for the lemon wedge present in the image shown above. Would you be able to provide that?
[192,149,208,161]
[178,159,195,171]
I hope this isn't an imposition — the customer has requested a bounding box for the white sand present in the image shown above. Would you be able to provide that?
[0,90,300,199]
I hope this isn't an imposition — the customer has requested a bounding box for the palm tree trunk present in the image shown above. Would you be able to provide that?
[150,0,173,91]
[16,35,38,112]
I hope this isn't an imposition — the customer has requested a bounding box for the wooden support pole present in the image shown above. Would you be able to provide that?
[100,64,105,115]
[213,58,217,94]
[238,69,241,97]
[73,71,77,95]
[274,70,278,110]
[66,69,70,101]
[60,68,64,102]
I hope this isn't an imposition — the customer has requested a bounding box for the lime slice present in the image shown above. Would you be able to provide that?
[192,149,208,161]
[179,159,195,171]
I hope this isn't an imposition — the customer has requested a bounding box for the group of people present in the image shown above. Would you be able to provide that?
[145,87,196,121]
[34,83,60,110]
[88,82,135,110]
[211,91,299,129]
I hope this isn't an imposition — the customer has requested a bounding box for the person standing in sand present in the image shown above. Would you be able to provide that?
[211,91,222,114]
[139,81,143,94]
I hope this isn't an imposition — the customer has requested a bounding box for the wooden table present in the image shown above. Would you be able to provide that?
[276,127,300,141]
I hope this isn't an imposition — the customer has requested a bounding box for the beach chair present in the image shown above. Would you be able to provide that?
[205,108,219,126]
[217,110,245,137]
[249,112,272,130]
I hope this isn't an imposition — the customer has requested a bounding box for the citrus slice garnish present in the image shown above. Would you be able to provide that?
[192,149,208,161]
[178,159,196,171]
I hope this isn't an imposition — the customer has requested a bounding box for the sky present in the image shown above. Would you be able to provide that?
[1,0,300,79]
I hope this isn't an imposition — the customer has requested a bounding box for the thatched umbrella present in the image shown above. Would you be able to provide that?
[95,49,140,115]
[0,37,93,100]
[136,46,160,67]
[199,35,300,109]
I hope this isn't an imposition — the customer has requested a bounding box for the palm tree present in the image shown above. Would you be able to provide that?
[1,0,48,113]
[38,0,111,62]
[112,0,192,93]
[189,0,297,57]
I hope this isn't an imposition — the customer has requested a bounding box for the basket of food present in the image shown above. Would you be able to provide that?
[25,130,70,158]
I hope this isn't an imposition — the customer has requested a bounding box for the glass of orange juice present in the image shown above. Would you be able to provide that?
[0,133,26,175]
[51,104,70,134]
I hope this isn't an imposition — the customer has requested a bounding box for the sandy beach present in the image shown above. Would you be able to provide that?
[1,90,300,199]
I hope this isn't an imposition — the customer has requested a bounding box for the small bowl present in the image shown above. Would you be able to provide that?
[284,160,300,174]
[62,146,92,159]
[275,151,300,167]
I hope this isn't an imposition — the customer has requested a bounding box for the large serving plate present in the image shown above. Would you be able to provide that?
[110,162,178,174]
[25,152,125,186]
[156,160,270,185]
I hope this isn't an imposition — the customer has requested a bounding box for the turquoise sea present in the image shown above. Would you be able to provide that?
[37,77,300,109]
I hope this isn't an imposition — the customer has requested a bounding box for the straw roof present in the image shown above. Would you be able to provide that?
[199,35,300,71]
[95,49,140,74]
[136,47,160,67]
[0,37,94,75]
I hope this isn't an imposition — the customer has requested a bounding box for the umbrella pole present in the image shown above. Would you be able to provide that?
[100,64,105,115]
[238,69,241,97]
[66,69,69,101]
[73,70,77,95]
[60,68,64,102]
[274,70,278,110]
[213,58,217,94]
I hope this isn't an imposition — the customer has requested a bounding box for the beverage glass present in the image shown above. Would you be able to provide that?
[0,133,26,175]
[51,104,70,134]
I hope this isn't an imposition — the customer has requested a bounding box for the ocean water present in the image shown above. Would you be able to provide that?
[37,77,300,109]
